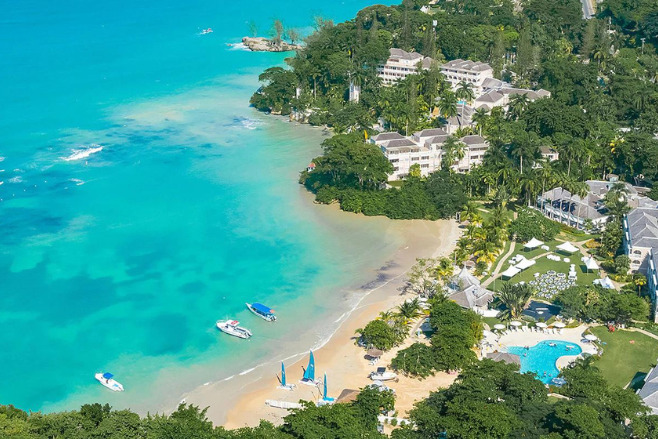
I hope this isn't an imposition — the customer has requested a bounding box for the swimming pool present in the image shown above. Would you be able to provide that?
[507,340,582,384]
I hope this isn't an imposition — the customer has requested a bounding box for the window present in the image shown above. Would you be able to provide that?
[411,157,420,161]
[421,156,429,160]
[421,164,429,168]
[390,159,399,163]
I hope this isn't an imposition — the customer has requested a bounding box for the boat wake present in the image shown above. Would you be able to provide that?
[62,145,103,162]
[227,42,249,51]
[69,178,85,186]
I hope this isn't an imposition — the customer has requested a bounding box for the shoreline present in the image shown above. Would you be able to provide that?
[183,208,462,427]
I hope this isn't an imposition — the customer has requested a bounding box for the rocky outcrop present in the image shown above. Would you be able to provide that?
[241,37,302,52]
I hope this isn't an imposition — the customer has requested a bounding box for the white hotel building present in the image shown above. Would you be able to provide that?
[440,59,494,95]
[377,48,433,85]
[371,129,489,180]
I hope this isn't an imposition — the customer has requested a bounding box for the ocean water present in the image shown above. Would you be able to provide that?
[0,0,397,413]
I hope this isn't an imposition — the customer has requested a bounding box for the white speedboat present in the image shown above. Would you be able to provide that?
[246,302,276,322]
[369,367,397,381]
[95,372,124,392]
[216,320,252,339]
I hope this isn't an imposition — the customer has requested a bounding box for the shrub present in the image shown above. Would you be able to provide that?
[355,320,400,351]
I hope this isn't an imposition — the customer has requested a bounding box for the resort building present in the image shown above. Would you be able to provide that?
[440,59,494,95]
[536,180,654,231]
[473,86,551,112]
[377,48,433,85]
[540,146,559,162]
[372,131,490,180]
[647,249,658,322]
[623,207,658,274]
[446,266,494,315]
[639,363,658,414]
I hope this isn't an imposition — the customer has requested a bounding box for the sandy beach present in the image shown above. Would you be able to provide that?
[182,211,462,427]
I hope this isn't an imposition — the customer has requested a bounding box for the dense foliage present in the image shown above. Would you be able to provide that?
[252,0,658,221]
[301,133,468,219]
[554,284,650,323]
[4,358,658,438]
[392,358,658,439]
[391,299,482,376]
[509,207,562,242]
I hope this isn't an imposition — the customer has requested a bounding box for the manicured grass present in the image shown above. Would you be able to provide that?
[510,239,561,260]
[490,254,599,292]
[483,316,503,329]
[590,327,658,388]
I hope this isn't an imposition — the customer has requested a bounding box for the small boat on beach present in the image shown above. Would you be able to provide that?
[216,320,252,339]
[246,302,276,322]
[369,367,398,382]
[95,372,124,392]
[300,350,319,386]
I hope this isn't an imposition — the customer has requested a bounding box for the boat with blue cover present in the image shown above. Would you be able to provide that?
[95,372,124,392]
[246,302,276,322]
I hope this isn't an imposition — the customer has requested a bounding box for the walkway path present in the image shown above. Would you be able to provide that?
[483,241,516,288]
[627,327,658,342]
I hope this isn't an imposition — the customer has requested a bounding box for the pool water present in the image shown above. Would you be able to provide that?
[507,340,582,384]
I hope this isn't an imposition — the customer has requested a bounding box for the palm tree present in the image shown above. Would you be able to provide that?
[471,108,489,136]
[435,257,455,284]
[604,182,631,219]
[497,283,533,319]
[474,240,499,266]
[437,90,458,121]
[510,131,541,174]
[397,299,422,322]
[519,171,540,206]
[507,93,530,120]
[461,202,480,223]
[442,135,466,170]
[456,81,475,125]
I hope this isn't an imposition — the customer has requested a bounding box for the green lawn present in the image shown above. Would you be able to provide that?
[489,254,599,292]
[509,239,561,260]
[590,327,658,388]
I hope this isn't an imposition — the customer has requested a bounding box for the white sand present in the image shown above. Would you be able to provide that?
[182,215,462,427]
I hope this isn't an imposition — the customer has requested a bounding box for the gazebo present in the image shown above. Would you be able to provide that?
[556,242,579,254]
[524,237,544,250]
[582,256,600,273]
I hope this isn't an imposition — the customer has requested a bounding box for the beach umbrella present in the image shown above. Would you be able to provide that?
[366,348,383,359]
[482,330,494,338]
[584,334,598,341]
[493,324,506,331]
[536,322,548,328]
[510,321,522,327]
[553,322,566,328]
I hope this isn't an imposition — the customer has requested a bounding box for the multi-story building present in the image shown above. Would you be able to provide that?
[537,179,658,231]
[536,181,612,230]
[377,48,433,85]
[372,131,489,180]
[440,59,494,95]
[454,135,488,172]
[623,208,658,273]
[647,248,658,321]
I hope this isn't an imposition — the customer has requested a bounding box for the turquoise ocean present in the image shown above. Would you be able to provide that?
[0,0,397,413]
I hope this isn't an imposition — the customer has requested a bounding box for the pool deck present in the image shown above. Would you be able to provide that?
[481,325,598,371]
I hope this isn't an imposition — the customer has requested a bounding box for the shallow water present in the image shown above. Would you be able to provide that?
[0,0,397,412]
